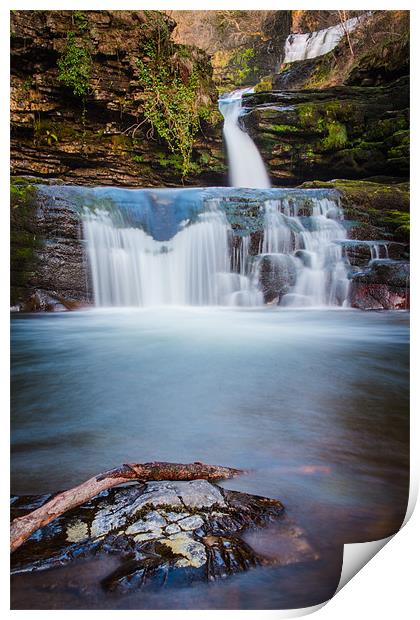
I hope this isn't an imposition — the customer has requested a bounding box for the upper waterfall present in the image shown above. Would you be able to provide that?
[283,15,363,63]
[219,89,271,189]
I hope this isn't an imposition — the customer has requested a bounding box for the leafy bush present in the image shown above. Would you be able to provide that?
[136,38,212,177]
[58,32,91,97]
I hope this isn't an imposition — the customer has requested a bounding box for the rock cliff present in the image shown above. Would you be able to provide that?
[11,10,226,187]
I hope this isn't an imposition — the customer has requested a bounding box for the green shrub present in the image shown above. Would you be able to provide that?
[58,32,91,97]
[136,42,211,177]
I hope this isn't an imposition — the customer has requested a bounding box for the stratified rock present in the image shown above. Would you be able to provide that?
[10,11,225,187]
[11,479,318,591]
[241,78,409,185]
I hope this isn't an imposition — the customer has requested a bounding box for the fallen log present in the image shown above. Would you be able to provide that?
[11,461,243,553]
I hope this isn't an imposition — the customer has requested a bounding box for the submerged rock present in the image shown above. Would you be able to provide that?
[11,479,318,592]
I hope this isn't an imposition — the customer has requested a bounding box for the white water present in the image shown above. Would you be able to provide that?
[255,197,349,307]
[283,15,362,63]
[83,84,349,309]
[83,191,349,309]
[83,204,262,308]
[219,89,270,189]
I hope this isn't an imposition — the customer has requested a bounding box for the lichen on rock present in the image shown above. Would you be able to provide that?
[10,479,318,591]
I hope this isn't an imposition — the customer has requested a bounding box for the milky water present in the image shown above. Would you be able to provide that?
[219,89,271,189]
[11,308,409,609]
[82,188,350,309]
[283,15,363,63]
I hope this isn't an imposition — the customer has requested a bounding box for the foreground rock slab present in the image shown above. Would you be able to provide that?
[11,480,318,591]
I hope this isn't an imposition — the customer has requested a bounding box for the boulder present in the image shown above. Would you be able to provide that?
[349,259,409,309]
[11,479,318,592]
[255,253,299,303]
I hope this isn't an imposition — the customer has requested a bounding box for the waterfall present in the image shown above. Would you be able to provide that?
[83,198,262,308]
[219,89,271,189]
[254,196,349,307]
[283,15,363,63]
[82,188,350,309]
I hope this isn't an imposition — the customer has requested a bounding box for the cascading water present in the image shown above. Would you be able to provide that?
[83,199,261,308]
[283,15,364,63]
[82,187,350,309]
[82,72,351,309]
[253,196,349,307]
[219,89,270,189]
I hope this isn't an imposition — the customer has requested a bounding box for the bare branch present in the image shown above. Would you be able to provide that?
[10,461,244,553]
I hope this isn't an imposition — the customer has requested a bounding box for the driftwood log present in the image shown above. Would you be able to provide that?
[10,461,243,553]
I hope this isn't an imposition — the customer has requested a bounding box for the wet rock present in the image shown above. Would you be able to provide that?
[349,259,409,309]
[11,479,317,591]
[127,482,183,512]
[335,239,407,267]
[90,508,127,539]
[178,515,205,531]
[256,253,298,303]
[161,533,207,568]
[157,479,226,509]
[133,532,163,543]
[166,511,189,523]
[165,523,181,535]
[294,249,314,268]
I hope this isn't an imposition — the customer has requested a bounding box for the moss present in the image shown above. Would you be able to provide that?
[298,103,319,127]
[366,115,408,141]
[254,76,273,93]
[387,130,409,159]
[10,180,40,305]
[267,124,301,134]
[299,178,410,242]
[321,121,348,150]
[384,210,410,234]
[212,46,258,88]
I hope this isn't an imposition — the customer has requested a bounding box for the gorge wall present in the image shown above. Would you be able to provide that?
[11,10,226,187]
[10,10,410,311]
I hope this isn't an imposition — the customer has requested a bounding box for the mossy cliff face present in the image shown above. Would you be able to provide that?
[11,10,226,186]
[10,180,39,306]
[299,179,409,245]
[10,179,92,309]
[241,78,409,185]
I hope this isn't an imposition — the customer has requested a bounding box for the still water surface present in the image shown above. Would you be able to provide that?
[11,308,409,609]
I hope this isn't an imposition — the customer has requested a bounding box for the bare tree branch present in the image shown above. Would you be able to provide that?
[10,461,244,553]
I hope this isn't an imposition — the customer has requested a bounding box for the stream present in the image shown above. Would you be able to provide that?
[11,307,409,609]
